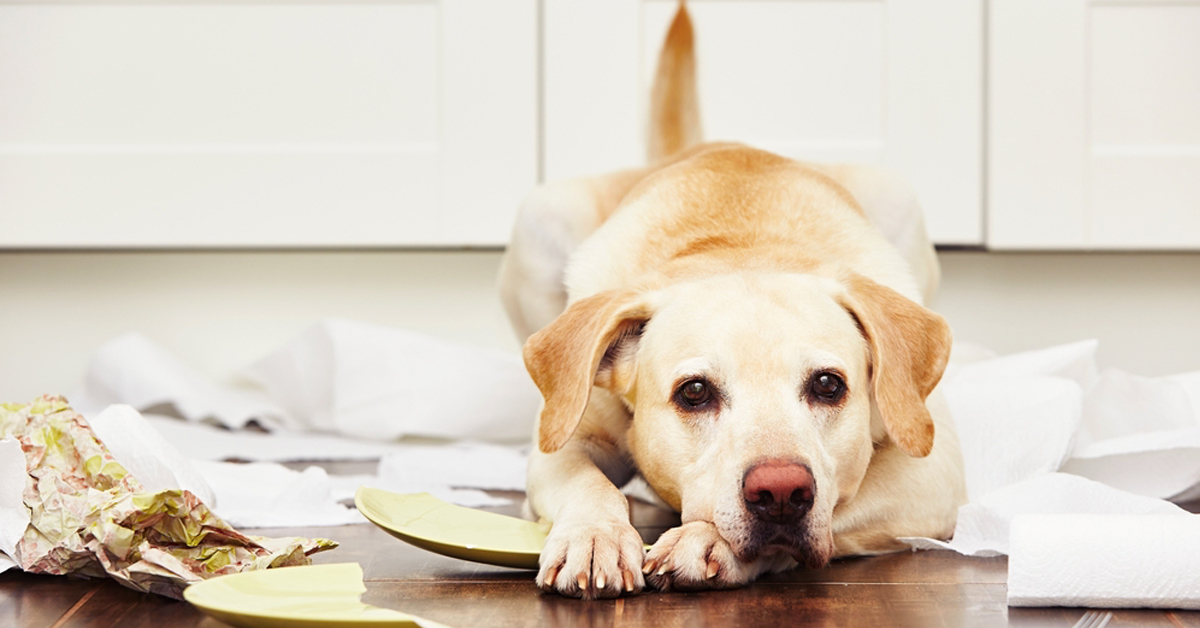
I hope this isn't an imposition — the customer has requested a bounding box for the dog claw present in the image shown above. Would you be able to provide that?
[656,563,670,576]
[622,569,636,592]
[577,573,588,591]
[543,564,560,587]
[596,573,606,589]
[706,560,720,579]
[642,559,657,575]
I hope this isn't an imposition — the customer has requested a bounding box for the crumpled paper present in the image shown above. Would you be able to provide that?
[73,332,286,430]
[243,318,539,442]
[904,340,1200,558]
[0,396,336,599]
[73,320,541,443]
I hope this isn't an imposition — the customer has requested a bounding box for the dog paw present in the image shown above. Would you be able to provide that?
[537,518,646,599]
[643,521,760,591]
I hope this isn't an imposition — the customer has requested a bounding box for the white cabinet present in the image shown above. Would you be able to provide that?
[3,1,1195,251]
[544,0,985,247]
[989,0,1200,250]
[0,0,537,247]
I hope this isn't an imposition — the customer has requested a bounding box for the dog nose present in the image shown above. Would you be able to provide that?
[742,460,815,524]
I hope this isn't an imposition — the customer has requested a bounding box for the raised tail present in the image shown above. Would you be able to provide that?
[648,1,702,163]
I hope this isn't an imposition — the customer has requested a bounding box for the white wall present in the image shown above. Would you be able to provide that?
[0,251,519,402]
[936,252,1200,376]
[3,250,1198,403]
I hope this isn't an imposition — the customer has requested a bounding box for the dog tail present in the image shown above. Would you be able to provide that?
[648,1,702,163]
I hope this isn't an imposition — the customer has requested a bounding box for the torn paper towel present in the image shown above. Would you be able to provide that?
[0,396,335,598]
[142,414,420,463]
[137,415,529,522]
[1007,513,1200,609]
[340,443,530,509]
[75,321,541,444]
[90,405,216,506]
[940,340,1095,500]
[190,461,365,528]
[243,319,540,442]
[73,332,287,430]
[905,339,1200,562]
[902,473,1186,556]
[1061,368,1200,501]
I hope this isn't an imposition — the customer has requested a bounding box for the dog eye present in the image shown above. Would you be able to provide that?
[675,378,714,409]
[809,372,846,403]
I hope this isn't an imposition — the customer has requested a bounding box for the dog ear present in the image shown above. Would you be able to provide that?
[837,273,952,458]
[523,290,653,453]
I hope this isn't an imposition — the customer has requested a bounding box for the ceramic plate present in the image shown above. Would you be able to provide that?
[354,488,547,570]
[184,562,446,628]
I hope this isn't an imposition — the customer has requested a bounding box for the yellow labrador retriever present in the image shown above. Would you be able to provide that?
[499,4,965,599]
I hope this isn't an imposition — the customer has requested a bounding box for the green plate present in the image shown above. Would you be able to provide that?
[184,563,447,628]
[354,488,547,570]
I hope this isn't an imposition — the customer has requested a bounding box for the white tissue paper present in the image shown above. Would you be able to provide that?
[89,405,216,506]
[903,473,1186,556]
[73,332,287,430]
[1007,513,1200,609]
[346,443,530,508]
[189,461,365,528]
[73,322,542,444]
[899,339,1200,608]
[64,322,542,522]
[243,319,540,442]
[1062,368,1200,500]
[142,414,421,463]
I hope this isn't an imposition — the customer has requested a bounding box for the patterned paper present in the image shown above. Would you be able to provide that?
[0,396,336,599]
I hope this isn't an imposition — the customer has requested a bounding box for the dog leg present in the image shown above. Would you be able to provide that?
[643,521,794,591]
[527,446,645,598]
[526,392,645,599]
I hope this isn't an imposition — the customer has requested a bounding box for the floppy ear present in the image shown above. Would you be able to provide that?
[523,290,653,453]
[837,273,952,458]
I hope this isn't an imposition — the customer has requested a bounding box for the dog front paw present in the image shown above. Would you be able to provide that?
[537,518,646,599]
[643,521,764,591]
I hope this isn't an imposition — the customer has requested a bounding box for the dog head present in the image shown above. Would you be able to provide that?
[524,270,950,567]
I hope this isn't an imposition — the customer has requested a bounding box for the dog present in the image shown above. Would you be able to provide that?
[499,3,966,599]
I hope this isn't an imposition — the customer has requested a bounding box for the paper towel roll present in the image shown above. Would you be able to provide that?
[1007,513,1200,609]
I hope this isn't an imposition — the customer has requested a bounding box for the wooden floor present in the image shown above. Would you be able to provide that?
[3,494,1198,628]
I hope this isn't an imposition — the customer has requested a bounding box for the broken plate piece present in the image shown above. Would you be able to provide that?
[355,488,546,570]
[184,562,448,628]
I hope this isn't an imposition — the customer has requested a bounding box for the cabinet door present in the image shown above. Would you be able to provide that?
[544,0,984,246]
[990,0,1200,250]
[0,0,536,248]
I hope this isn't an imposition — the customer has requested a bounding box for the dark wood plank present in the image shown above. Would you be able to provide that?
[57,582,206,628]
[361,580,1014,628]
[0,572,101,628]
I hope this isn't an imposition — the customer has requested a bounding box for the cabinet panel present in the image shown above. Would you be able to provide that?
[989,0,1200,250]
[0,0,537,248]
[545,0,984,246]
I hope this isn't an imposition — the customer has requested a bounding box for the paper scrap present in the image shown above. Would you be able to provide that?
[243,319,540,442]
[902,472,1187,557]
[190,460,365,528]
[142,414,415,462]
[90,405,216,506]
[73,332,287,430]
[0,396,336,599]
